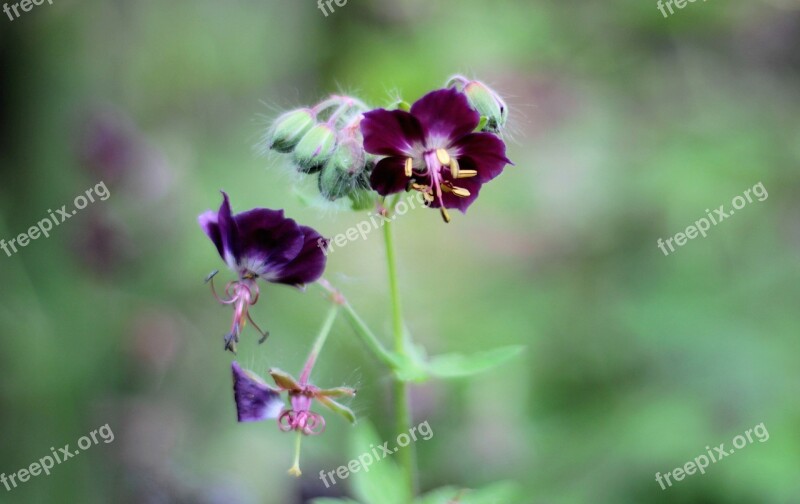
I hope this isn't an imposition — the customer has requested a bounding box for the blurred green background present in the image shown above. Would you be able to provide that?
[1,0,799,502]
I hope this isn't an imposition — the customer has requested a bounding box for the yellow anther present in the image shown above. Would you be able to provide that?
[423,192,434,203]
[404,157,413,177]
[451,187,471,198]
[456,169,477,179]
[436,148,451,166]
[440,207,451,223]
[449,157,460,179]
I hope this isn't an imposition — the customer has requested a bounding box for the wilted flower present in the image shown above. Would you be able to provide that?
[231,361,356,477]
[361,88,511,222]
[268,368,356,435]
[198,192,328,352]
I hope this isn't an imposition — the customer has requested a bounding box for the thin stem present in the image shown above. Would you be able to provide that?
[382,201,418,496]
[383,206,405,353]
[288,430,303,477]
[315,280,396,368]
[299,305,339,384]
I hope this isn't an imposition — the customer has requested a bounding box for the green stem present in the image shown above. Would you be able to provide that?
[315,280,396,369]
[299,305,339,384]
[383,204,418,496]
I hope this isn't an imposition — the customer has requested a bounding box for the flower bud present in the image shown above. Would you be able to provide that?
[348,188,375,211]
[464,81,508,133]
[293,124,336,171]
[318,142,369,201]
[269,109,315,153]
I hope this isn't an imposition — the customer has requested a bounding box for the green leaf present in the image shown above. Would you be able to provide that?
[414,486,460,504]
[415,482,522,504]
[311,499,361,504]
[475,115,489,132]
[349,422,411,504]
[426,346,524,379]
[391,353,429,383]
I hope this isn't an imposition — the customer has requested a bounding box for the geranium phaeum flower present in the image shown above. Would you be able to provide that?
[198,192,328,352]
[360,87,511,222]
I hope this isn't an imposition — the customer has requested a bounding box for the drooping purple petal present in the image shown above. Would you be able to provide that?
[410,88,480,145]
[232,362,284,422]
[268,226,328,287]
[452,132,511,183]
[361,109,424,157]
[234,208,305,277]
[198,210,224,258]
[369,156,411,196]
[217,192,242,268]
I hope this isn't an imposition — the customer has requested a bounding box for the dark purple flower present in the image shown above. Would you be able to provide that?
[198,192,329,352]
[361,88,512,222]
[232,361,284,422]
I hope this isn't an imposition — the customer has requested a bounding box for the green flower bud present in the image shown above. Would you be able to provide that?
[348,188,375,211]
[294,124,336,171]
[318,143,371,202]
[464,81,508,133]
[269,108,315,153]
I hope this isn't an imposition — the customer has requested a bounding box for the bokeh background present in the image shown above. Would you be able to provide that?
[1,0,799,502]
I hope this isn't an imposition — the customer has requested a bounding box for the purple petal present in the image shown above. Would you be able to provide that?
[410,88,479,145]
[234,208,305,277]
[198,210,224,258]
[452,132,511,183]
[217,192,242,268]
[268,225,328,287]
[232,362,284,422]
[361,109,424,157]
[369,156,411,196]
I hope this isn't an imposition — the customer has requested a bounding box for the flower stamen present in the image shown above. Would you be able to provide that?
[450,156,460,179]
[436,148,451,166]
[451,187,471,198]
[404,157,413,177]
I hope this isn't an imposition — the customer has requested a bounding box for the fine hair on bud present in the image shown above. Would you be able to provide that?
[268,108,316,153]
